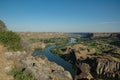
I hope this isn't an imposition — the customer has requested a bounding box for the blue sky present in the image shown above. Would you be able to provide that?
[0,0,120,32]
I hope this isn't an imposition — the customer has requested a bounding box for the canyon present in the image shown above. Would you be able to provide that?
[0,31,120,80]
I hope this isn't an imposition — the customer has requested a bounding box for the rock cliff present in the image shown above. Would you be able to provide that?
[2,47,72,80]
[22,55,72,80]
[60,44,120,79]
[92,33,120,39]
[76,55,120,79]
[0,32,73,80]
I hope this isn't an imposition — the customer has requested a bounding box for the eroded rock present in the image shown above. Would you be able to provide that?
[22,55,72,80]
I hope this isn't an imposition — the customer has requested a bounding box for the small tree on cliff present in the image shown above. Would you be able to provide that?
[0,20,22,51]
[0,20,7,31]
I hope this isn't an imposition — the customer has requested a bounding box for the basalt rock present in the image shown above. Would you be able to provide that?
[75,63,93,80]
[76,55,120,79]
[22,55,72,80]
[96,55,120,79]
[60,43,120,79]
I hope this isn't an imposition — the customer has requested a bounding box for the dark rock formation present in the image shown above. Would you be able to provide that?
[76,55,120,79]
[75,63,93,80]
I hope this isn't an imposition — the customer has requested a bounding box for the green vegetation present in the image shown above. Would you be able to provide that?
[11,67,34,80]
[29,37,69,45]
[76,38,108,54]
[31,37,70,55]
[0,31,23,51]
[0,20,7,31]
[50,45,67,56]
[50,47,63,56]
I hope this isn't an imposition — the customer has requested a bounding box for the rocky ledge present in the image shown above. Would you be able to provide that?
[21,55,72,80]
[4,49,72,80]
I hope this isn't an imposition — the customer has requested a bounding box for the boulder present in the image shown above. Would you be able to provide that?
[75,62,93,80]
[22,55,72,80]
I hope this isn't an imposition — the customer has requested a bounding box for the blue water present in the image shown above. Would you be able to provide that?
[34,38,77,77]
[34,46,75,77]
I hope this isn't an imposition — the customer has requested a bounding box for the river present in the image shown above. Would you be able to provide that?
[34,38,76,77]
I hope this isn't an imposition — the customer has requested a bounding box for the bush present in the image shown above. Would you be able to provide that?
[0,31,23,51]
[11,68,34,80]
[0,20,7,31]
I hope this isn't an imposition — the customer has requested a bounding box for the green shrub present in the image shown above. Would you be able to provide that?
[0,20,7,31]
[0,31,23,51]
[11,68,34,80]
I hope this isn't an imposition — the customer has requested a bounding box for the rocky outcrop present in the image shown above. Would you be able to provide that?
[72,44,96,59]
[96,55,120,78]
[60,44,120,79]
[0,45,13,80]
[75,63,93,80]
[92,33,120,39]
[109,33,120,39]
[1,44,72,80]
[76,55,120,79]
[92,33,111,38]
[31,42,46,50]
[61,44,96,62]
[22,55,72,80]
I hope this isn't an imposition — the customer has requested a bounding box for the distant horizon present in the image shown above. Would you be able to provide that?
[15,31,120,33]
[0,0,120,32]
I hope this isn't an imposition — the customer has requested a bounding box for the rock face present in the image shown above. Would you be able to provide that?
[61,44,120,79]
[92,33,111,38]
[1,44,72,80]
[61,44,96,63]
[22,55,72,80]
[92,33,120,39]
[75,63,93,80]
[109,33,120,39]
[77,55,120,79]
[96,55,120,79]
[72,44,96,59]
[4,51,72,80]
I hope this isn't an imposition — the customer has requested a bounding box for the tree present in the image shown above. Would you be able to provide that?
[0,20,7,31]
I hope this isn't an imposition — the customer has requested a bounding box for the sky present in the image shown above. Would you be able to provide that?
[0,0,120,32]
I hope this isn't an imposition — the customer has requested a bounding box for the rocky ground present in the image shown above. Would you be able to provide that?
[0,45,13,80]
[0,44,72,80]
[22,55,72,80]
